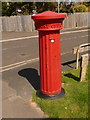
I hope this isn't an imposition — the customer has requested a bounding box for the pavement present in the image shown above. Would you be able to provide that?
[2,61,48,118]
[1,27,89,118]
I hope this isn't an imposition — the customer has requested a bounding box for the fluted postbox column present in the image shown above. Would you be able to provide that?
[32,11,66,100]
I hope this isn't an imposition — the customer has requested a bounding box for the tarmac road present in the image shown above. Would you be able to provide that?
[2,28,89,71]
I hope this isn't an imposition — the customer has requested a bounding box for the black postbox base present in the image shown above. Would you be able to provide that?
[36,88,65,100]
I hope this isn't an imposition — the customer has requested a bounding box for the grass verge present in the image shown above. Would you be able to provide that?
[32,64,89,118]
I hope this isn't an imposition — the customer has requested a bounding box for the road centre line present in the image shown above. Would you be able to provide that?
[1,35,38,43]
[0,51,72,72]
[0,58,39,72]
[1,29,89,43]
[62,34,89,41]
[61,29,89,34]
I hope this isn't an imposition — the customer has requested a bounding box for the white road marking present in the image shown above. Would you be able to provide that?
[1,29,89,43]
[61,35,89,41]
[80,35,89,37]
[61,29,89,34]
[1,35,38,43]
[0,58,39,72]
[0,51,72,72]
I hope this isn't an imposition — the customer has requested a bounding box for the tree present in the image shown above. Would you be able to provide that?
[2,2,10,16]
[74,4,87,12]
[59,2,74,13]
[2,2,34,16]
[83,1,90,7]
[43,2,57,11]
[2,2,23,16]
[35,2,44,13]
[21,2,34,15]
[2,1,90,16]
[2,2,58,16]
[36,2,57,13]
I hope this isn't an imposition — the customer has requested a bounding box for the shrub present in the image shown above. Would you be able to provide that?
[74,4,87,12]
[60,8,73,13]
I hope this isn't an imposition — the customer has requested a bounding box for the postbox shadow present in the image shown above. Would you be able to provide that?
[62,59,81,69]
[64,73,80,82]
[18,68,40,90]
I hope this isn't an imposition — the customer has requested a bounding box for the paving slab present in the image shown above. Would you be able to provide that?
[3,93,47,118]
[3,81,16,99]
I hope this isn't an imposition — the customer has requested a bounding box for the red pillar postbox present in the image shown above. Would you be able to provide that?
[32,11,66,100]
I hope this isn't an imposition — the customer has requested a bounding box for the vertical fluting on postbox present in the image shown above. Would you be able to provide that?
[39,31,62,95]
[32,11,66,99]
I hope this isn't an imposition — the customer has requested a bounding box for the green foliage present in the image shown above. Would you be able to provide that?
[83,1,90,7]
[60,8,73,13]
[32,65,89,118]
[86,63,90,80]
[2,2,34,16]
[0,2,2,16]
[87,6,90,12]
[2,2,58,16]
[2,2,90,16]
[35,2,44,13]
[2,3,9,16]
[74,4,87,12]
[44,2,57,11]
[21,2,33,15]
[2,2,22,16]
[36,2,57,13]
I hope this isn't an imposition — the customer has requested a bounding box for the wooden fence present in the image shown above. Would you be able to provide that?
[1,12,90,32]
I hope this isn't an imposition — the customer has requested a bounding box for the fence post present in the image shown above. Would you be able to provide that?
[80,54,89,82]
[76,48,79,69]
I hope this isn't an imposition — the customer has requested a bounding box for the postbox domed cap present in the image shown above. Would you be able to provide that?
[32,11,66,20]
